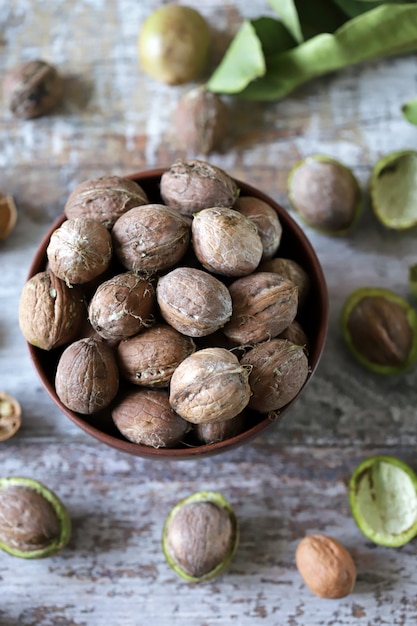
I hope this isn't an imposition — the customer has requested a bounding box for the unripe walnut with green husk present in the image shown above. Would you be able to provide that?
[47,217,113,285]
[162,491,239,582]
[0,477,71,559]
[341,287,417,374]
[18,271,85,350]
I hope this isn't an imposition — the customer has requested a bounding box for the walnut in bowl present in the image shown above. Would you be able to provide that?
[23,165,328,459]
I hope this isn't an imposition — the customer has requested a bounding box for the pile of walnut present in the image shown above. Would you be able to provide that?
[18,159,312,448]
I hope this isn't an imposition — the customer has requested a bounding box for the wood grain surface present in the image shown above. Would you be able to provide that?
[2,1,417,624]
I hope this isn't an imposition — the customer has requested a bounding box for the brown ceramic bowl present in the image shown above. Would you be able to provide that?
[26,168,328,459]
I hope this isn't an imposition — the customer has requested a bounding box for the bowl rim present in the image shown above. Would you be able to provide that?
[26,167,329,460]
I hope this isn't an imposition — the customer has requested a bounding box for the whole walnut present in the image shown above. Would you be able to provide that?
[234,196,282,260]
[223,272,298,345]
[64,176,149,229]
[112,204,190,273]
[112,388,190,448]
[240,339,309,414]
[192,207,263,277]
[55,337,119,414]
[156,267,232,337]
[259,257,311,308]
[278,320,309,352]
[160,159,239,217]
[88,271,155,341]
[46,217,113,285]
[174,86,229,155]
[3,59,64,119]
[169,347,251,424]
[18,271,85,350]
[192,412,247,445]
[117,323,196,387]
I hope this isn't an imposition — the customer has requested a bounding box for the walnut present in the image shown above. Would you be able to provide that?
[259,257,311,308]
[112,204,190,273]
[3,59,64,119]
[160,159,239,217]
[46,217,113,285]
[192,412,247,445]
[234,196,282,260]
[278,320,309,352]
[112,388,190,448]
[192,207,263,277]
[88,271,155,341]
[0,194,17,240]
[55,337,119,414]
[169,347,251,424]
[64,176,149,229]
[240,339,309,414]
[223,272,298,345]
[156,267,232,337]
[18,271,85,350]
[117,323,196,387]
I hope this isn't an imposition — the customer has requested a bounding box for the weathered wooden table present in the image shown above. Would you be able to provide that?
[2,1,417,624]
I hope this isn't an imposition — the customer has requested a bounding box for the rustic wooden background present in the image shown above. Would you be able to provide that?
[2,1,417,624]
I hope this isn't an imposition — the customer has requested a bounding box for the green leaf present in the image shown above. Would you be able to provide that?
[334,0,417,19]
[251,16,297,56]
[402,98,417,125]
[239,5,417,100]
[268,0,304,43]
[206,20,266,94]
[295,0,349,37]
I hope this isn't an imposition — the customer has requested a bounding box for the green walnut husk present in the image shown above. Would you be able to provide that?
[370,150,417,231]
[349,455,417,547]
[409,264,417,302]
[288,154,362,236]
[162,490,239,583]
[341,287,417,375]
[0,476,71,559]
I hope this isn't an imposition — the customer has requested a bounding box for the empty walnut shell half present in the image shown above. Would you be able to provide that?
[55,337,119,414]
[160,159,239,217]
[169,347,251,424]
[64,175,149,229]
[112,388,190,448]
[0,476,71,559]
[240,339,309,414]
[0,391,22,442]
[3,59,64,119]
[18,271,85,350]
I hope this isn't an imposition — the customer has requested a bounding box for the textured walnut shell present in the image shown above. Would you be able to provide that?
[0,391,22,442]
[55,337,119,414]
[240,339,309,413]
[112,204,190,273]
[295,534,356,599]
[160,159,239,217]
[278,320,309,352]
[174,86,229,155]
[259,257,311,308]
[169,347,251,424]
[112,388,190,448]
[3,59,64,119]
[234,196,282,260]
[0,477,71,559]
[117,323,196,387]
[88,271,155,341]
[64,176,149,228]
[18,271,85,350]
[192,412,246,445]
[224,272,298,345]
[46,217,113,285]
[156,267,232,337]
[192,207,263,277]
